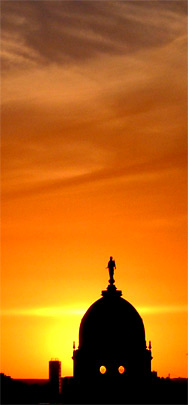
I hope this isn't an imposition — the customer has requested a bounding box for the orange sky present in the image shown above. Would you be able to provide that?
[1,1,187,379]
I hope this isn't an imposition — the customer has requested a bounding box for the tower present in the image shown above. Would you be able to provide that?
[49,359,61,395]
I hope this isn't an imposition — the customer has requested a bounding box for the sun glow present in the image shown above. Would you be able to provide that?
[1,303,187,379]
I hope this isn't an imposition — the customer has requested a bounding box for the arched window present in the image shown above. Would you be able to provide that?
[99,365,107,374]
[118,365,125,374]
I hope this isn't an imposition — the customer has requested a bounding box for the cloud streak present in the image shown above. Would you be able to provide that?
[1,304,187,317]
[2,152,186,200]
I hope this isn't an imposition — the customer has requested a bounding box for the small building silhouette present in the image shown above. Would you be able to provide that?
[49,359,61,395]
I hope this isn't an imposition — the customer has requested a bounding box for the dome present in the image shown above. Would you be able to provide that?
[73,259,152,380]
[79,285,146,359]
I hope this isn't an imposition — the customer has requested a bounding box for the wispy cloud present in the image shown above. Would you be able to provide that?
[138,305,188,315]
[2,1,186,71]
[1,304,187,317]
[2,1,186,199]
[2,152,185,200]
[1,306,86,317]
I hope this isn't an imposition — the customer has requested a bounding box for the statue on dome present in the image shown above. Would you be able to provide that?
[107,256,116,284]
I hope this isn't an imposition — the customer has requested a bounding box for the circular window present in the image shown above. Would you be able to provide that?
[99,365,107,374]
[118,365,125,374]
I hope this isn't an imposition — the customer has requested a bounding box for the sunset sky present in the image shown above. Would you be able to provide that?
[1,1,187,379]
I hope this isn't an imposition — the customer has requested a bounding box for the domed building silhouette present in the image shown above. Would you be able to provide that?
[72,257,152,396]
[60,258,187,404]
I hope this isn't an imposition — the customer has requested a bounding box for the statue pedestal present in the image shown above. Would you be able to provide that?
[102,284,122,297]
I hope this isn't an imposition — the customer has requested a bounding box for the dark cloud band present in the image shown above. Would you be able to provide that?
[2,1,187,70]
